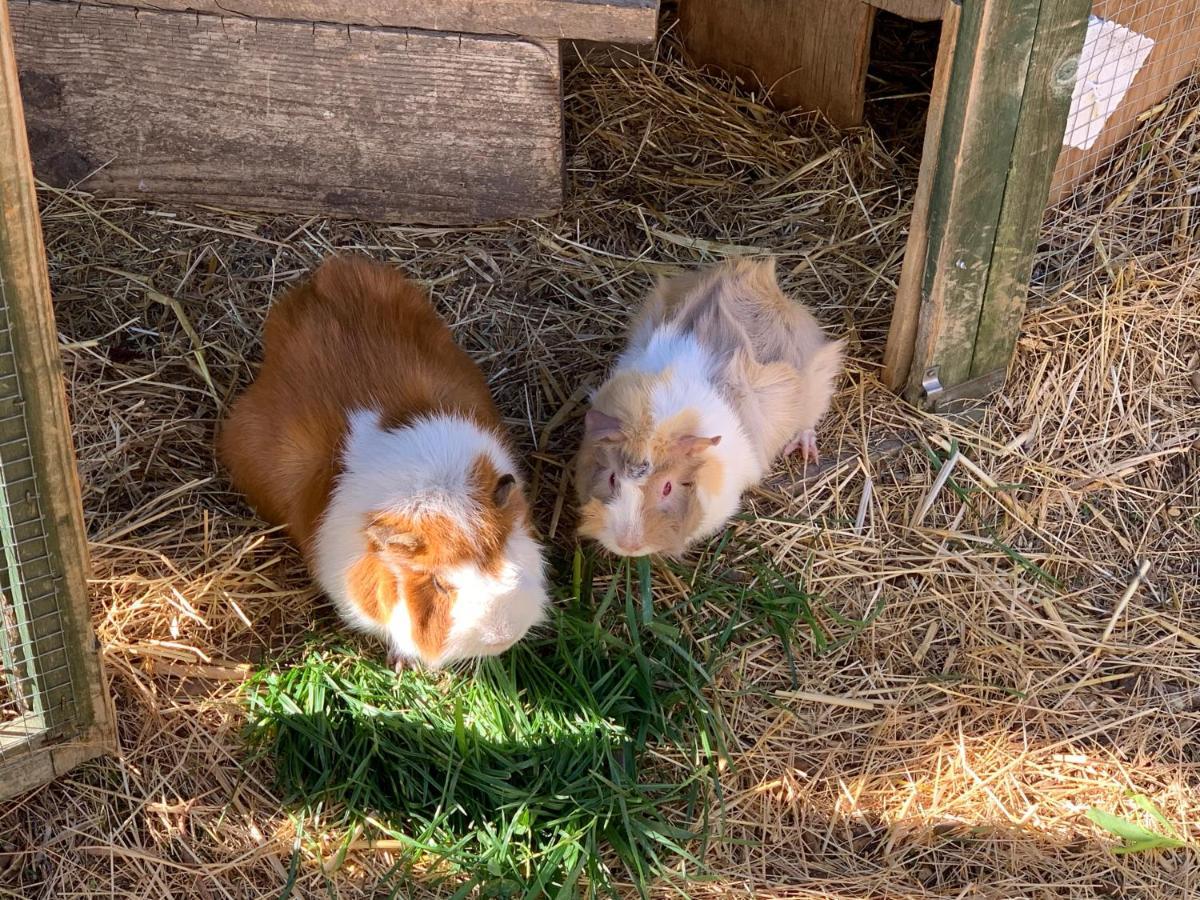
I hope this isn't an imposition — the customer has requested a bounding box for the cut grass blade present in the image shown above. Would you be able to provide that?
[1086,795,1192,854]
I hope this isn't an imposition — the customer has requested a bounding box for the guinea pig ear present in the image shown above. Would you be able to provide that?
[493,473,517,507]
[584,409,624,443]
[366,522,423,556]
[675,434,722,456]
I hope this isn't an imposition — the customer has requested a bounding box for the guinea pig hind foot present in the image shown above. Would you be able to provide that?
[784,429,820,466]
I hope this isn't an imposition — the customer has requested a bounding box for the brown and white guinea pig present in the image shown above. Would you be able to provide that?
[218,255,547,670]
[575,257,845,557]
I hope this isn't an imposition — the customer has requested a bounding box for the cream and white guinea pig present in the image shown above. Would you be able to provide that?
[219,255,548,670]
[575,257,844,557]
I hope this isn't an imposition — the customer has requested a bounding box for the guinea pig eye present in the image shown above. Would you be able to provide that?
[608,472,616,491]
[661,481,672,498]
[431,574,449,595]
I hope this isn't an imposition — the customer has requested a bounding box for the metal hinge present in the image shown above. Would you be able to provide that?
[920,367,944,409]
[917,366,1008,415]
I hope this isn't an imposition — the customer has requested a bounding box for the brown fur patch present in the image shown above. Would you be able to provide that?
[345,553,398,626]
[576,498,608,542]
[653,408,707,459]
[588,369,664,458]
[636,453,709,556]
[364,509,464,660]
[398,568,453,660]
[694,451,724,496]
[466,455,524,575]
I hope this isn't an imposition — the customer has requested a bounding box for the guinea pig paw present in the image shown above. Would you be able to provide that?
[785,429,820,467]
[386,649,411,675]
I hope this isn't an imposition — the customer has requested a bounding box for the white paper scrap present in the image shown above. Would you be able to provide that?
[1063,16,1156,151]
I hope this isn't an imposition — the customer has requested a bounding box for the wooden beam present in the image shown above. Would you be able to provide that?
[867,0,945,22]
[91,0,661,43]
[678,0,876,128]
[0,0,115,795]
[971,0,1092,377]
[889,0,1089,409]
[12,1,564,225]
[881,2,960,391]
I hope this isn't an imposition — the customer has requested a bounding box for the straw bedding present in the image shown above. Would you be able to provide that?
[1,23,1198,900]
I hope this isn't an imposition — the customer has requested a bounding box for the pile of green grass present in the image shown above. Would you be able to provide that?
[243,548,865,896]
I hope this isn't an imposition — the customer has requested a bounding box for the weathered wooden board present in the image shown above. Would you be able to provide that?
[678,0,876,128]
[892,0,1089,408]
[972,0,1091,378]
[900,0,1040,403]
[11,1,564,224]
[882,2,960,392]
[0,0,115,798]
[1049,0,1200,203]
[867,0,945,22]
[124,0,660,43]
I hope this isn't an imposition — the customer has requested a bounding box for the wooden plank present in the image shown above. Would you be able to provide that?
[0,0,115,797]
[867,0,945,22]
[0,724,118,799]
[1049,0,1200,203]
[100,0,660,43]
[678,0,876,128]
[971,0,1091,377]
[11,1,564,225]
[881,2,960,392]
[900,0,1044,405]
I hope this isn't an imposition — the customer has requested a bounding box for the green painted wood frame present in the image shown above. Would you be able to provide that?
[883,0,1091,411]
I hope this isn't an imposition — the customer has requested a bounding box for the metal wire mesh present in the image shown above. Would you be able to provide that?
[1038,0,1200,292]
[0,268,77,760]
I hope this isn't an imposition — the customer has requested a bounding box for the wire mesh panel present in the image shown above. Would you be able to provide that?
[0,284,76,755]
[0,1,113,799]
[1040,0,1200,289]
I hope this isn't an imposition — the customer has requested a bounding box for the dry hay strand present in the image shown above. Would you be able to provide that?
[685,71,1200,899]
[0,32,1197,900]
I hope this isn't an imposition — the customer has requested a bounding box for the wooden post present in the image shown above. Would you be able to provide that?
[882,0,1090,410]
[881,2,961,395]
[0,1,115,797]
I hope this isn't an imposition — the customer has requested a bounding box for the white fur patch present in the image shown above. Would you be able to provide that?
[604,327,764,551]
[619,324,712,377]
[604,475,647,555]
[313,410,548,666]
[438,524,547,665]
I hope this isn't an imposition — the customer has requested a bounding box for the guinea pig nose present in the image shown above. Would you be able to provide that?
[616,533,642,553]
[624,459,651,479]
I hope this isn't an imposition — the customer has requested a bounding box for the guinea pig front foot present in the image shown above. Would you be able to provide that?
[784,429,820,466]
[386,648,412,675]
